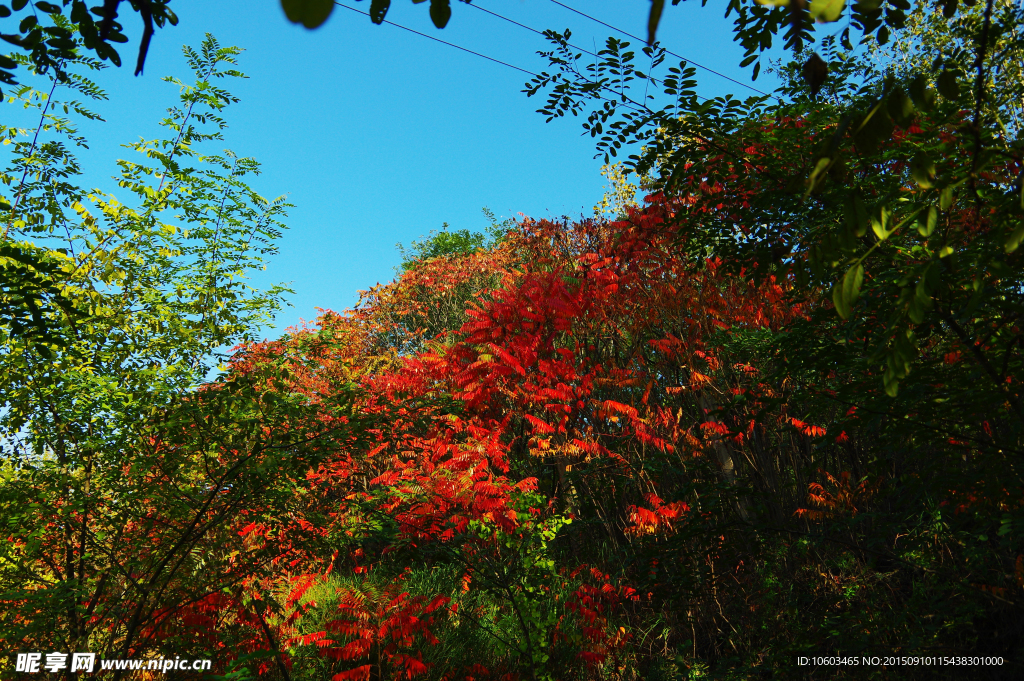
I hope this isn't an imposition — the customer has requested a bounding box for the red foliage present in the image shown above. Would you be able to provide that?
[286,584,447,680]
[173,191,813,676]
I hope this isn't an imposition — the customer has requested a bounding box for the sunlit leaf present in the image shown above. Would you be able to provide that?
[810,0,845,22]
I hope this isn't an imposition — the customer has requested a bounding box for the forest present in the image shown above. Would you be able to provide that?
[0,0,1022,679]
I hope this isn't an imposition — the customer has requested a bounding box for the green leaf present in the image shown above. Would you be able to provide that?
[280,0,334,29]
[886,89,914,125]
[883,370,899,397]
[937,69,960,99]
[908,277,933,324]
[917,206,938,237]
[910,152,936,188]
[810,0,845,22]
[832,263,863,320]
[1005,224,1024,253]
[909,75,935,111]
[989,259,1009,278]
[805,156,831,196]
[844,193,868,238]
[853,99,892,153]
[940,187,954,211]
[871,206,891,241]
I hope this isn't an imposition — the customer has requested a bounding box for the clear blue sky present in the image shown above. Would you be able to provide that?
[9,0,783,337]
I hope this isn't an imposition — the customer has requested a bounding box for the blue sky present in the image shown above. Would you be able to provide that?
[8,0,783,337]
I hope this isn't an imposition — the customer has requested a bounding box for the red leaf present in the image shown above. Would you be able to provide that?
[332,665,372,681]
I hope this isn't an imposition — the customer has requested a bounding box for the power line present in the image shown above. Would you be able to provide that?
[469,2,601,59]
[333,2,650,115]
[548,0,775,99]
[334,2,539,77]
[468,2,712,105]
[330,3,750,188]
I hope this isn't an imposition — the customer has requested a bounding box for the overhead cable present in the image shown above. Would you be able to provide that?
[334,2,539,77]
[333,2,650,115]
[548,0,776,99]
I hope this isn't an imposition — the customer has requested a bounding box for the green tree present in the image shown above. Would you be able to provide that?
[0,33,363,671]
[528,0,1023,397]
[396,209,511,273]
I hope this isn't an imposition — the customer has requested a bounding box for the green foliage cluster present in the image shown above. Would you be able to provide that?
[527,0,1023,399]
[0,33,361,674]
[0,0,177,86]
[396,210,511,273]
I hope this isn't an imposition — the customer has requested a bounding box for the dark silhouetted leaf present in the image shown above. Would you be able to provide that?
[937,69,960,99]
[429,0,451,29]
[370,0,390,25]
[803,52,828,98]
[280,0,334,29]
[648,0,664,46]
[886,89,914,125]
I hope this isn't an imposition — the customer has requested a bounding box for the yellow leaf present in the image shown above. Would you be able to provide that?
[871,206,891,241]
[1005,225,1024,253]
[810,0,845,22]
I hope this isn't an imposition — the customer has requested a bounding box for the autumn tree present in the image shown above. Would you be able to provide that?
[0,34,369,676]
